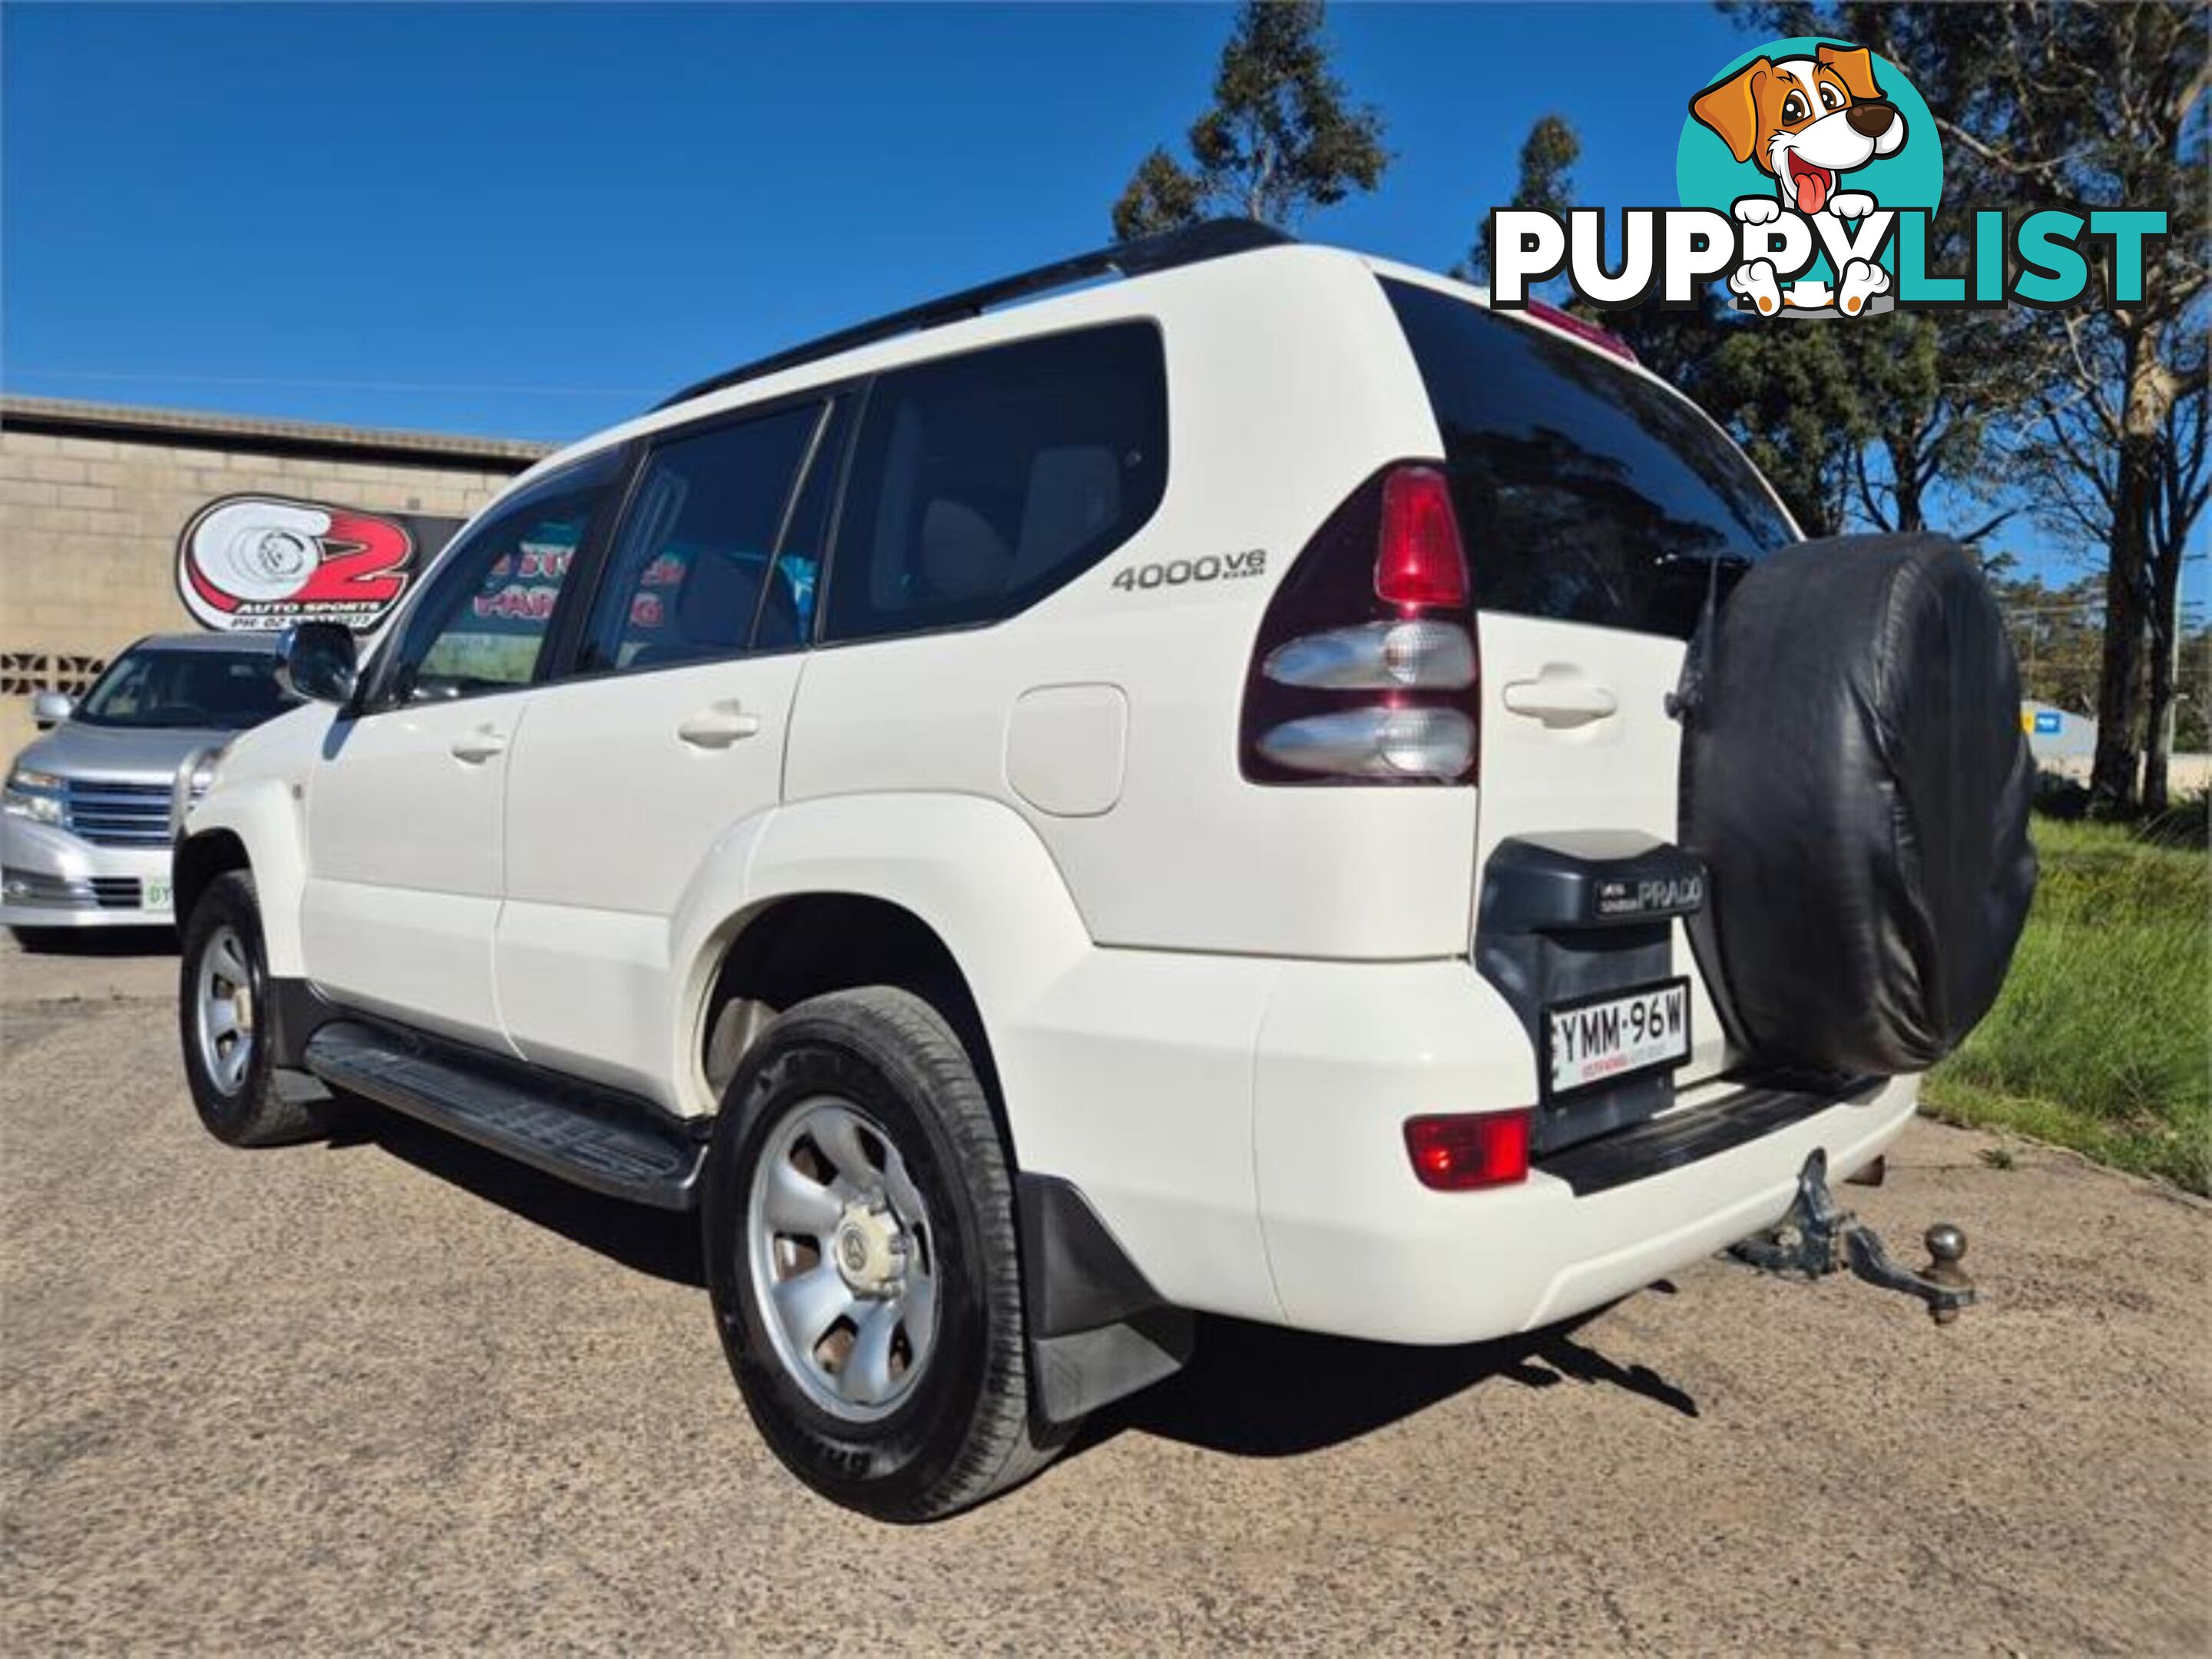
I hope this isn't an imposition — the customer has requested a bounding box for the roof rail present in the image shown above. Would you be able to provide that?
[653,217,1296,412]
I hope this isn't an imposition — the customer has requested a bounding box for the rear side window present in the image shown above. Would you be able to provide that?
[578,402,823,674]
[753,399,851,651]
[824,323,1167,643]
[1381,279,1795,639]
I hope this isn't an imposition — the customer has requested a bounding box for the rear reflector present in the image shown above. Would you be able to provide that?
[1404,1111,1532,1190]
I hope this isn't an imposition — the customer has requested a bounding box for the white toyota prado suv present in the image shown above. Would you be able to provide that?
[173,221,2035,1520]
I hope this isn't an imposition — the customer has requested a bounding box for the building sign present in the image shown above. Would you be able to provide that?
[176,495,462,633]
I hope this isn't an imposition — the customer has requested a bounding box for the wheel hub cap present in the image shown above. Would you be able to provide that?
[194,924,257,1097]
[745,1097,940,1422]
[833,1200,906,1295]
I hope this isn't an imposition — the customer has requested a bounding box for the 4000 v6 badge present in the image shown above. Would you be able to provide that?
[1110,549,1267,591]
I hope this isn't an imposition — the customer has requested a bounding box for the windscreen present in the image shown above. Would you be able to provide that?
[1381,278,1796,640]
[77,647,299,730]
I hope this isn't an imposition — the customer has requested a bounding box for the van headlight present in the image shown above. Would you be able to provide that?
[171,747,226,836]
[3,767,64,826]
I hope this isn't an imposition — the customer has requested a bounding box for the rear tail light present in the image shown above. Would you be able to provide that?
[1376,468,1469,608]
[1240,463,1479,785]
[1404,1111,1532,1190]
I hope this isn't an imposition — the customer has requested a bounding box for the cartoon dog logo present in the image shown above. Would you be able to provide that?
[1690,43,1907,316]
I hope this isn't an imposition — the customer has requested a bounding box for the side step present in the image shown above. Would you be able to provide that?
[303,1021,705,1211]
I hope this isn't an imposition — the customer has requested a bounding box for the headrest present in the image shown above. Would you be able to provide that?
[674,549,762,651]
[1013,446,1121,588]
[919,498,1011,602]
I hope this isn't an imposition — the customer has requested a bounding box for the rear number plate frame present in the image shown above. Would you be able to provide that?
[1542,977,1692,1103]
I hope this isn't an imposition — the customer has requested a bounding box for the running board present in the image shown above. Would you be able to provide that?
[303,1021,705,1211]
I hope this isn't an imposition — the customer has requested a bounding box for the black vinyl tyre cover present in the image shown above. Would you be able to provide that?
[1682,533,2037,1076]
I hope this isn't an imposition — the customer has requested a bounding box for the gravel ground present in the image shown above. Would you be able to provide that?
[3,932,2207,1654]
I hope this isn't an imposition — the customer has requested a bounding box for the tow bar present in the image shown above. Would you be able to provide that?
[1728,1150,1976,1323]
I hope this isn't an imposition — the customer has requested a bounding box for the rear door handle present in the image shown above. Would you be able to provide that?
[677,701,762,750]
[449,726,508,763]
[1502,667,1619,729]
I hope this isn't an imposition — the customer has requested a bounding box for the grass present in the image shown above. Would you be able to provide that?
[1923,815,2210,1195]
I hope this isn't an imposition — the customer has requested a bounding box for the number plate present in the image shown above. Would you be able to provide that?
[1544,979,1691,1100]
[144,879,172,914]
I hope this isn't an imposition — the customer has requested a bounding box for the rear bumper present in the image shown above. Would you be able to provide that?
[1277,1077,1916,1345]
[0,817,174,929]
[1005,946,1919,1346]
[1252,955,1918,1345]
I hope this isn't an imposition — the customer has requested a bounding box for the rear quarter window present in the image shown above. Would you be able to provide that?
[823,322,1167,643]
[1381,278,1794,639]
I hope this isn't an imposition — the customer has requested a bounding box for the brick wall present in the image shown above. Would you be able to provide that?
[0,404,546,757]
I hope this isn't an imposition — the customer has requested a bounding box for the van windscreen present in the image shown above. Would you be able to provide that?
[1380,277,1795,640]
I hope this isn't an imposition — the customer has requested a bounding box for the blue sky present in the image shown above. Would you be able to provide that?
[0,2,2130,584]
[2,2,1754,436]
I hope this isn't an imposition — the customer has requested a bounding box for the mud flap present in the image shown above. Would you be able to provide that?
[1018,1174,1194,1423]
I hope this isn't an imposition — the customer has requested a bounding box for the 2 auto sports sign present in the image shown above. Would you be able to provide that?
[177,495,459,633]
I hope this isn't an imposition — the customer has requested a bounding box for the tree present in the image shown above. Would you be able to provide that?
[1704,322,1866,536]
[2142,366,2210,805]
[2018,322,2209,803]
[1834,311,2019,543]
[1110,1,1388,240]
[1461,114,1581,285]
[1111,149,1206,240]
[1988,571,2107,717]
[2174,616,2212,754]
[1736,2,2208,814]
[1662,310,2017,545]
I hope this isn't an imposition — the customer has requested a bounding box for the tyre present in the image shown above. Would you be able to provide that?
[177,870,329,1147]
[1682,533,2036,1075]
[703,986,1058,1521]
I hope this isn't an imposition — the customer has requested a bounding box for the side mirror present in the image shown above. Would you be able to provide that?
[275,621,359,706]
[30,691,73,729]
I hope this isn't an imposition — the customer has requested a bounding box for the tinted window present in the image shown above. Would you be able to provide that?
[1382,279,1795,639]
[753,400,851,651]
[578,403,822,674]
[824,323,1167,643]
[76,647,298,731]
[379,452,618,706]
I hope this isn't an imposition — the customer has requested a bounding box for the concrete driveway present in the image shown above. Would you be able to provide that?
[3,934,2206,1652]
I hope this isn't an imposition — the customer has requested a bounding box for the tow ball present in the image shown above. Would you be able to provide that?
[1727,1150,1976,1324]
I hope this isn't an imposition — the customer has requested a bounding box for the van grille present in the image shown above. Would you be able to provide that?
[62,780,172,846]
[90,877,144,909]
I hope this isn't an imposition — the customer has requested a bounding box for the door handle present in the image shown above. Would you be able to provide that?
[449,725,508,763]
[677,701,763,750]
[1501,667,1619,729]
